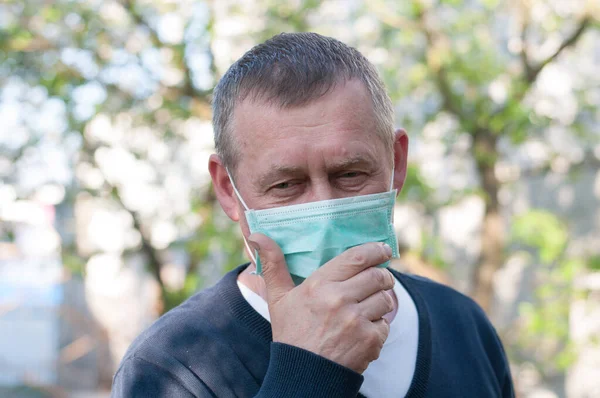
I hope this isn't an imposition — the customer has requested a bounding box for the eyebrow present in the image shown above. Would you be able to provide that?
[257,165,304,188]
[327,155,376,173]
[257,154,377,188]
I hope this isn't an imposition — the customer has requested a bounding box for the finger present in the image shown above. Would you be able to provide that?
[373,318,390,343]
[367,318,390,361]
[341,267,395,302]
[247,233,294,305]
[356,290,395,321]
[315,242,392,282]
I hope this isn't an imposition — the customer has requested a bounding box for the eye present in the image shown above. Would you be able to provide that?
[339,171,361,179]
[273,181,291,189]
[335,171,368,190]
[269,180,303,197]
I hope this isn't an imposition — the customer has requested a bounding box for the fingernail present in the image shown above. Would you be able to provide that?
[382,243,392,257]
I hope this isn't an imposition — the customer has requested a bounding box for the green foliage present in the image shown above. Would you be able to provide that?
[163,272,202,313]
[258,0,321,39]
[515,258,584,375]
[440,0,465,6]
[418,231,448,270]
[587,255,600,271]
[161,198,247,311]
[511,210,585,375]
[397,163,434,203]
[61,250,87,278]
[511,210,569,264]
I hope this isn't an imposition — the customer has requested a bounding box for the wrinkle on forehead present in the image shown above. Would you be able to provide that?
[233,80,377,141]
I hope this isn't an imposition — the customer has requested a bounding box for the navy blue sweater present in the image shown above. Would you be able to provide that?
[112,265,514,397]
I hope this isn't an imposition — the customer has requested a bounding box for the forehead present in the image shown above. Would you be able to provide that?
[228,79,391,189]
[231,79,382,151]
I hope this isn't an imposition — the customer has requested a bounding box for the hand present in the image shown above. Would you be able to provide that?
[247,233,395,374]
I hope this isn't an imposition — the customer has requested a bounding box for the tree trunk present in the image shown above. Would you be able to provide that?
[472,131,504,313]
[108,186,167,314]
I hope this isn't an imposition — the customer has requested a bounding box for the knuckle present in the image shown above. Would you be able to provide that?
[372,349,382,361]
[366,330,381,349]
[381,319,391,338]
[304,278,320,294]
[329,294,345,311]
[343,310,360,330]
[370,267,386,287]
[381,291,393,313]
[349,251,366,265]
[369,342,383,361]
[385,271,395,290]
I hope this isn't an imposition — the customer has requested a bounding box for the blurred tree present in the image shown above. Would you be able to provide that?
[1,0,598,300]
[510,210,583,378]
[0,0,246,313]
[364,0,598,311]
[1,0,599,392]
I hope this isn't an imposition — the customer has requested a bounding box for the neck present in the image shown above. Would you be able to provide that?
[237,263,399,323]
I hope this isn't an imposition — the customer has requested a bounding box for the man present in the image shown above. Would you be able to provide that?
[112,32,514,397]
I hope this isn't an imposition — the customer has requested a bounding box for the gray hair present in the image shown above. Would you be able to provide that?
[211,32,394,171]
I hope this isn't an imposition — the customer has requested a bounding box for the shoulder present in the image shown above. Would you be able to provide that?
[121,280,225,360]
[114,267,244,378]
[111,355,198,397]
[392,270,513,389]
[111,269,246,397]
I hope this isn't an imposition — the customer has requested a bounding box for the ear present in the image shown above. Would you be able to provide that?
[392,128,409,194]
[208,154,240,222]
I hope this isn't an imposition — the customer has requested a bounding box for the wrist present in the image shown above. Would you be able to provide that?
[258,343,363,398]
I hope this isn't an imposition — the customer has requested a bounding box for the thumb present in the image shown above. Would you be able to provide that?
[247,233,294,305]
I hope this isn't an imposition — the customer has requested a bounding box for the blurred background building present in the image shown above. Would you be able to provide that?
[0,0,599,397]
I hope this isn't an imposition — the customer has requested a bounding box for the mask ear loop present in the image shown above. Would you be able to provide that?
[388,166,400,257]
[227,168,258,272]
[242,238,258,271]
[226,168,250,211]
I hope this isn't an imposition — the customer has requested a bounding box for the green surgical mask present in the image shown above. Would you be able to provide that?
[229,171,399,283]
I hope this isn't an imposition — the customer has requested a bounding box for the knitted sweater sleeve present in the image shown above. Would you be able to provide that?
[111,343,363,398]
[111,356,206,397]
[255,343,364,398]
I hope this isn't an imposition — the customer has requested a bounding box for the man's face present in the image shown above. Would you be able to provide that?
[210,79,407,238]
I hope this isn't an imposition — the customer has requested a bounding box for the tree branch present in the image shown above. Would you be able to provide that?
[368,0,456,119]
[122,0,161,47]
[77,128,167,292]
[414,5,470,128]
[122,0,213,100]
[434,67,466,122]
[526,17,592,84]
[519,7,535,83]
[112,186,166,292]
[366,0,420,31]
[493,15,593,119]
[205,3,220,83]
